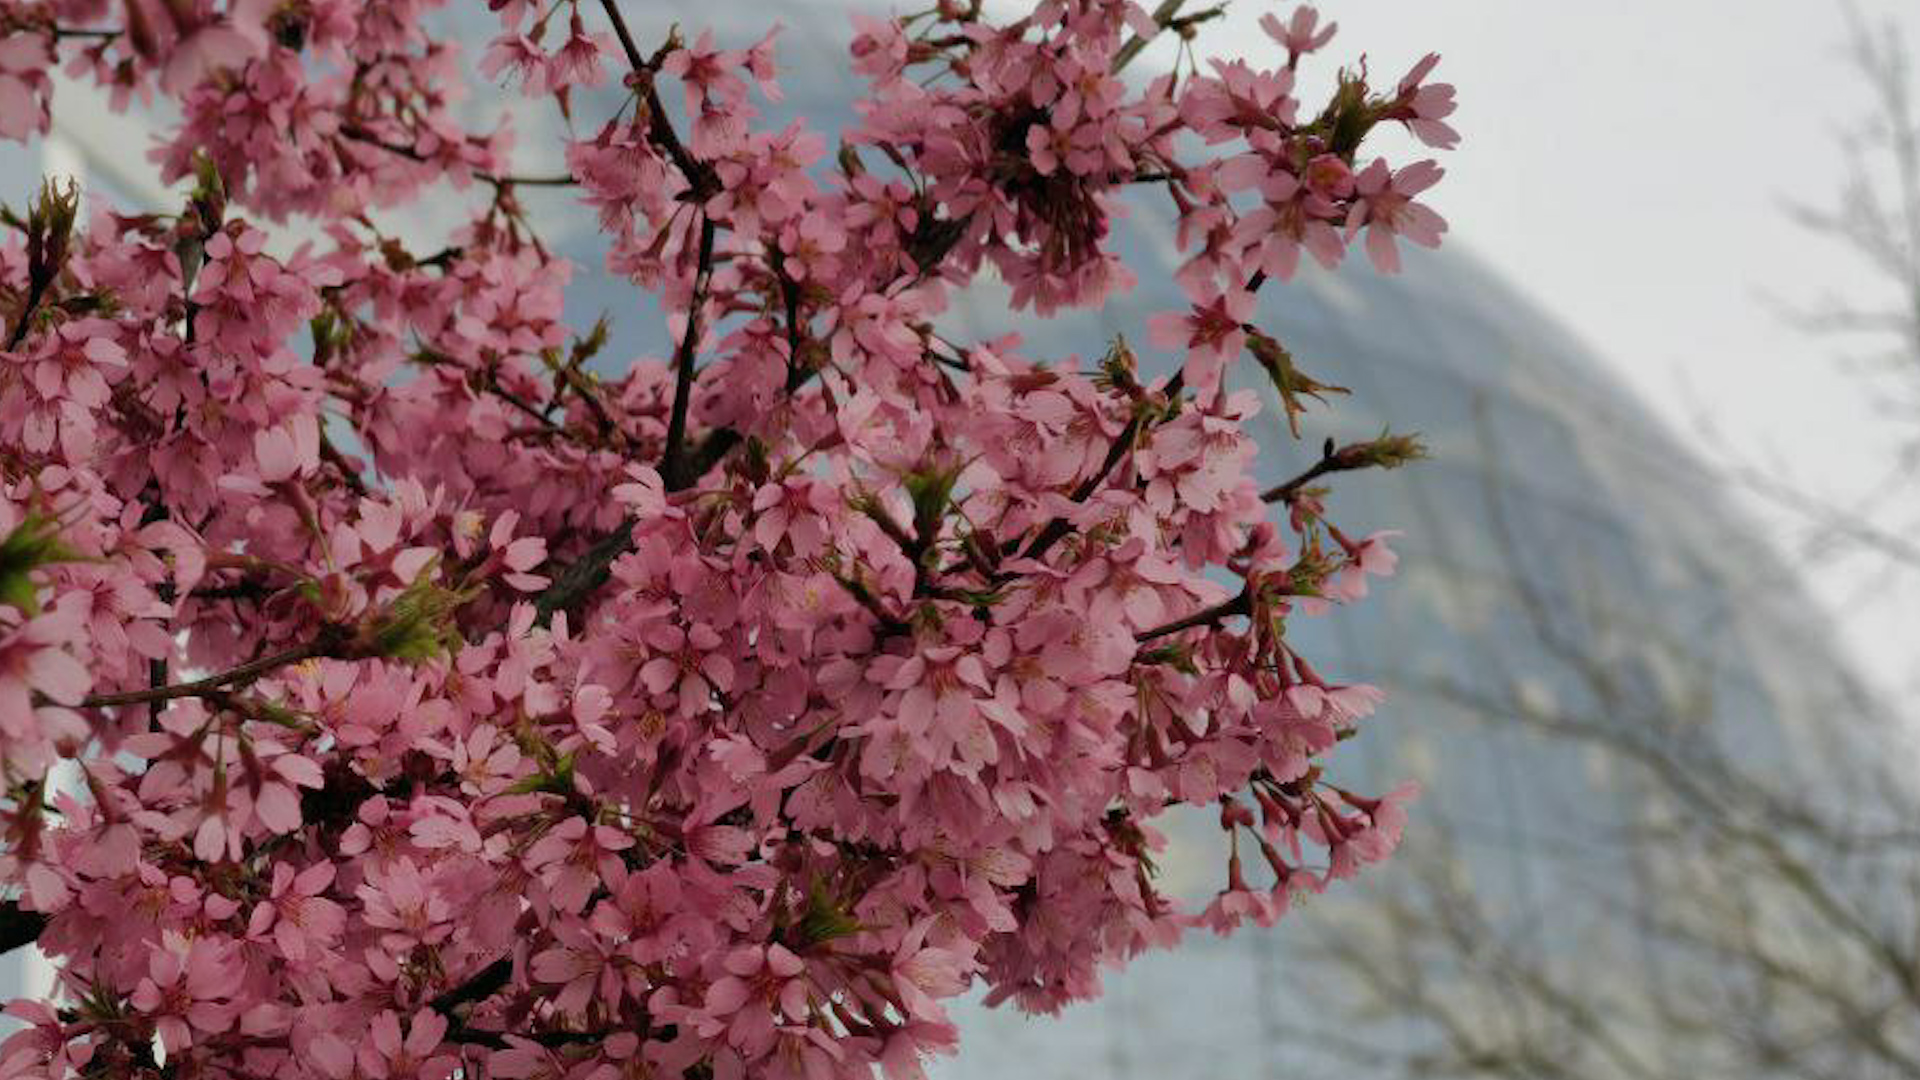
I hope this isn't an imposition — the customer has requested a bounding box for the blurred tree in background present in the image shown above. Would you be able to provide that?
[1279,10,1920,1080]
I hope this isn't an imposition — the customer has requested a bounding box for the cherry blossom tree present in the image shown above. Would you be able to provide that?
[0,1,1456,1076]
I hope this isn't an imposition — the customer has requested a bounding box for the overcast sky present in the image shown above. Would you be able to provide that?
[1131,0,1920,694]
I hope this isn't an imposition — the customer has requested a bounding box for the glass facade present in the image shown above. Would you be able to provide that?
[14,4,1893,1076]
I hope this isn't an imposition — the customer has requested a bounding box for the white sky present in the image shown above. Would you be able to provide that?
[1140,0,1920,696]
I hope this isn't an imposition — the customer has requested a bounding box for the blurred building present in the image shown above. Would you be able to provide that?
[11,3,1901,1078]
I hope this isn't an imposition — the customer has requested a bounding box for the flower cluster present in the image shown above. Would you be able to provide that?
[0,2,1452,1078]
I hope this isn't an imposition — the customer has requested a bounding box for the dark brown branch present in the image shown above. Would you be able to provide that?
[596,0,720,197]
[681,298,822,483]
[77,633,342,708]
[0,900,48,954]
[1134,587,1251,644]
[532,517,637,628]
[480,174,578,188]
[425,952,595,1051]
[412,348,573,440]
[432,955,513,1016]
[588,0,724,490]
[1020,371,1185,565]
[684,426,743,481]
[4,275,50,351]
[594,0,648,79]
[488,379,567,434]
[189,580,273,602]
[339,127,575,189]
[659,216,718,491]
[1263,449,1344,504]
[318,431,370,497]
[548,357,631,451]
[1262,433,1426,503]
[834,573,912,638]
[1017,267,1279,567]
[774,251,808,383]
[1114,0,1224,71]
[52,26,122,41]
[1114,1,1184,70]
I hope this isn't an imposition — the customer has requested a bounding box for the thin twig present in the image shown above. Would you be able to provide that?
[51,26,121,41]
[339,127,575,189]
[77,635,340,708]
[1114,0,1190,71]
[547,357,631,450]
[1020,271,1271,565]
[1020,371,1185,564]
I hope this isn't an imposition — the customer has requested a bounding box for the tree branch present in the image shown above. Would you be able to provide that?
[1018,273,1276,567]
[1261,434,1425,504]
[1114,0,1224,72]
[659,215,718,491]
[532,517,637,628]
[338,127,575,189]
[596,0,720,197]
[547,354,632,451]
[1019,371,1185,566]
[431,955,513,1016]
[0,900,48,954]
[51,26,122,42]
[4,276,50,351]
[76,632,344,708]
[594,0,648,82]
[1134,586,1251,643]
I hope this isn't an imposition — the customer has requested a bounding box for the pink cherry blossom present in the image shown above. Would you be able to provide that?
[1148,285,1256,402]
[1260,6,1338,63]
[1346,159,1449,273]
[0,601,92,742]
[0,4,1456,1075]
[129,931,244,1055]
[341,1006,453,1076]
[697,943,810,1059]
[0,34,52,141]
[1392,53,1462,150]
